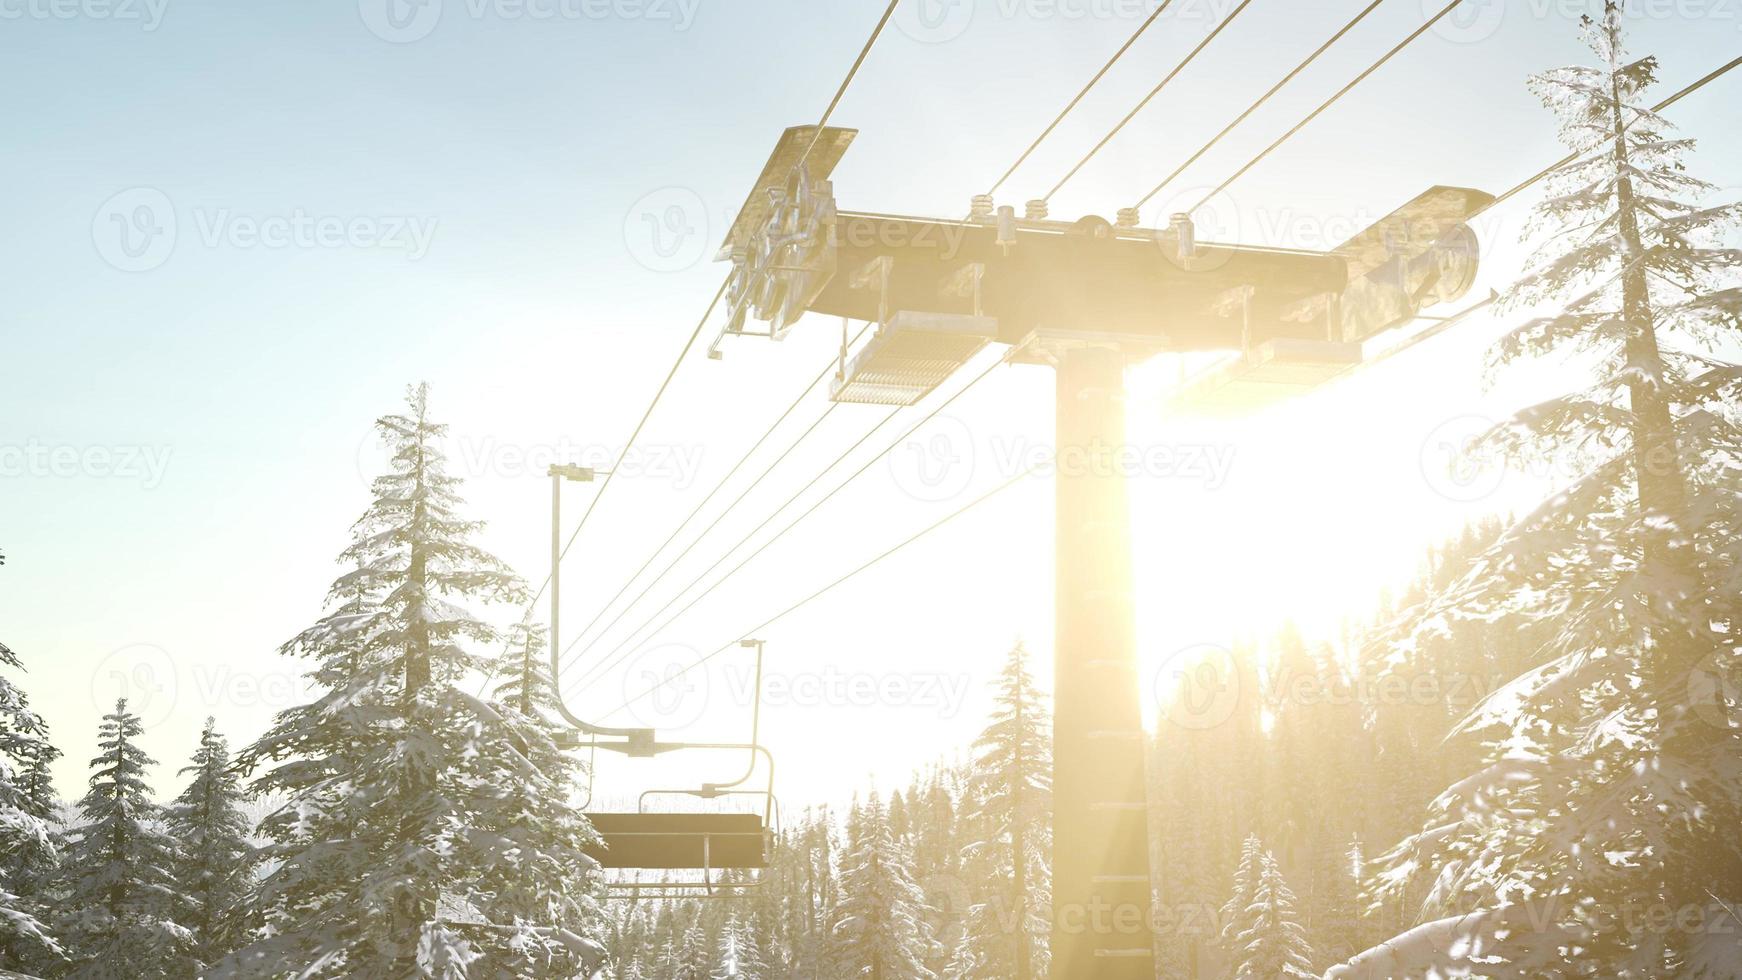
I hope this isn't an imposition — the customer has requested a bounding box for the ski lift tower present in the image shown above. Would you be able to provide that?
[714,125,1489,978]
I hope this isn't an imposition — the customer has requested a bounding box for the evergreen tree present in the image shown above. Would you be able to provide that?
[705,907,770,980]
[473,620,605,965]
[57,699,193,979]
[225,384,599,977]
[1306,833,1363,970]
[786,807,838,978]
[882,787,901,831]
[1232,853,1317,980]
[951,643,1050,980]
[830,790,936,979]
[1351,7,1742,976]
[712,912,741,979]
[166,718,252,968]
[651,932,680,979]
[226,564,386,975]
[676,921,710,980]
[16,738,59,826]
[1218,834,1263,957]
[1151,736,1218,979]
[0,639,61,970]
[738,909,773,980]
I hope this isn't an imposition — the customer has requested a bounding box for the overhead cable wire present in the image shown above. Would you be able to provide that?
[533,278,725,614]
[559,394,851,677]
[1134,0,1390,209]
[1188,0,1467,212]
[570,352,1006,694]
[794,0,902,171]
[477,276,726,698]
[560,323,872,664]
[984,0,1179,199]
[1042,0,1261,204]
[546,0,904,698]
[599,462,1042,722]
[563,405,900,688]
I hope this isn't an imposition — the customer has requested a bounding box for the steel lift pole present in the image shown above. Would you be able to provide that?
[1052,344,1154,975]
[711,124,1491,978]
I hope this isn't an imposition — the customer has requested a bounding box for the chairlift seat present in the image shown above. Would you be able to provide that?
[585,812,768,870]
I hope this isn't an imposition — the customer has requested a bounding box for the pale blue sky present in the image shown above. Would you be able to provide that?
[3,0,1739,803]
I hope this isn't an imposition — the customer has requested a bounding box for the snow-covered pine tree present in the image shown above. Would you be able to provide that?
[493,620,551,718]
[712,911,768,980]
[0,639,61,970]
[226,383,594,978]
[786,807,837,978]
[16,738,59,827]
[1150,728,1217,979]
[1346,6,1742,977]
[57,698,194,979]
[1306,832,1364,969]
[471,620,605,968]
[225,566,386,974]
[830,789,937,979]
[739,908,774,979]
[165,718,251,969]
[1218,834,1263,956]
[4,738,62,975]
[1232,852,1317,980]
[952,642,1050,980]
[736,859,785,977]
[710,913,738,980]
[887,790,910,842]
[651,932,681,979]
[609,900,654,977]
[675,917,711,980]
[940,791,993,980]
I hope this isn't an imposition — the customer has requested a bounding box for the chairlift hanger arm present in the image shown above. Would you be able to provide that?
[547,463,658,752]
[634,741,778,824]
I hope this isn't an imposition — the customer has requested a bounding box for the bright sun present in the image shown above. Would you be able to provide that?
[1124,327,1523,728]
